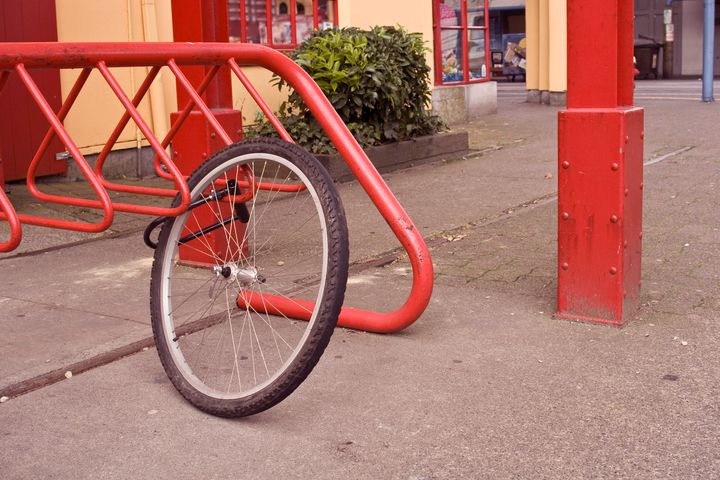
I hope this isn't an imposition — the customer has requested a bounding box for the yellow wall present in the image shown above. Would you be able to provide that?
[547,0,566,93]
[525,0,539,90]
[55,0,175,155]
[231,68,288,124]
[55,0,437,154]
[538,0,549,92]
[524,0,566,94]
[337,0,435,83]
[235,0,435,123]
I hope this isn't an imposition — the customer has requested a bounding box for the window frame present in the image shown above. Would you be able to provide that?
[432,0,491,86]
[232,0,339,50]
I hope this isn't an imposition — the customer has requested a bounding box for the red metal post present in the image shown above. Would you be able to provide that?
[0,64,5,186]
[0,71,6,189]
[171,0,245,265]
[170,0,242,173]
[460,0,469,83]
[557,0,644,326]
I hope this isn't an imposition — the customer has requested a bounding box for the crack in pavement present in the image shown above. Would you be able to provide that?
[1,142,701,406]
[0,294,148,327]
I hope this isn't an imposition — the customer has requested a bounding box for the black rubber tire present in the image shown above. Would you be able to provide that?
[150,137,349,417]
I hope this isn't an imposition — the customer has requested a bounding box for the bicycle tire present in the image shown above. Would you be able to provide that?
[150,137,349,417]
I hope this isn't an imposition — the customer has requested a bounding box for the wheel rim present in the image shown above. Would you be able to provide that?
[158,152,329,400]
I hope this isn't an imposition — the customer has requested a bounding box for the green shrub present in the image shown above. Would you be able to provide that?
[247,26,444,154]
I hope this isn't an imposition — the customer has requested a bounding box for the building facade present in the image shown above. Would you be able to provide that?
[488,0,526,79]
[522,0,719,105]
[524,0,567,105]
[636,0,720,78]
[0,0,497,182]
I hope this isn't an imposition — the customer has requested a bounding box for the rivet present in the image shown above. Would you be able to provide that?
[210,132,216,138]
[562,212,570,220]
[610,267,617,275]
[561,262,569,271]
[641,131,645,139]
[624,188,629,196]
[623,240,628,249]
[236,129,243,136]
[623,290,627,297]
[202,152,207,158]
[625,136,629,144]
[639,182,644,190]
[610,215,619,223]
[639,231,643,239]
[561,161,570,169]
[611,163,619,171]
[173,150,179,157]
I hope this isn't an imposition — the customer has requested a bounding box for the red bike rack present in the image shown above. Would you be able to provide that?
[0,42,433,334]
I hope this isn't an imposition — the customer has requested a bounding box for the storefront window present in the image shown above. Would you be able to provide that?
[433,0,490,85]
[228,0,337,48]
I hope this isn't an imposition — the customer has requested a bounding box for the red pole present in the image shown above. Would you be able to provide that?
[170,0,242,174]
[557,0,644,326]
[170,0,245,266]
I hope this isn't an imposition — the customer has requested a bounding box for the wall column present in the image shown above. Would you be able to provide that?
[538,0,549,102]
[557,0,644,326]
[526,0,566,105]
[547,0,567,105]
[525,0,540,102]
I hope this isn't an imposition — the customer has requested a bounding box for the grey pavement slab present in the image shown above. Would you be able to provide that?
[1,96,720,478]
[0,297,147,388]
[1,262,718,479]
[0,102,561,395]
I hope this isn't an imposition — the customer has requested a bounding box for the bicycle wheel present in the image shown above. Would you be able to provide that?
[150,137,349,417]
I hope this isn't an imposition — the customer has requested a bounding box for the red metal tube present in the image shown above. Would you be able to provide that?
[94,66,160,177]
[227,59,305,193]
[15,63,115,233]
[18,63,190,218]
[154,64,222,180]
[92,65,181,199]
[0,43,434,333]
[96,61,191,216]
[227,58,293,143]
[25,68,92,193]
[0,189,21,253]
[167,59,233,146]
[290,0,298,46]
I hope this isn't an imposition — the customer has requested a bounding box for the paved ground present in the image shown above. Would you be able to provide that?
[498,78,720,102]
[1,83,719,479]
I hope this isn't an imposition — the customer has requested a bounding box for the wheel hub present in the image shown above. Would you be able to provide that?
[213,264,266,286]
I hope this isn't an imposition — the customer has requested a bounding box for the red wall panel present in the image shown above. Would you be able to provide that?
[0,0,66,181]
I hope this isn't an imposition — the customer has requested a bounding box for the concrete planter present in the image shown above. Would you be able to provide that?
[431,81,498,125]
[315,130,469,182]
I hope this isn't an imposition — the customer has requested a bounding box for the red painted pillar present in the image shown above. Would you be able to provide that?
[171,0,245,265]
[557,0,644,326]
[170,0,242,174]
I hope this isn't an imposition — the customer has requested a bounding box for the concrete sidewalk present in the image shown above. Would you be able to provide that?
[1,97,719,479]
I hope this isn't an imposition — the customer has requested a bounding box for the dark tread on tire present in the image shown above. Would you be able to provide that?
[150,137,349,417]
